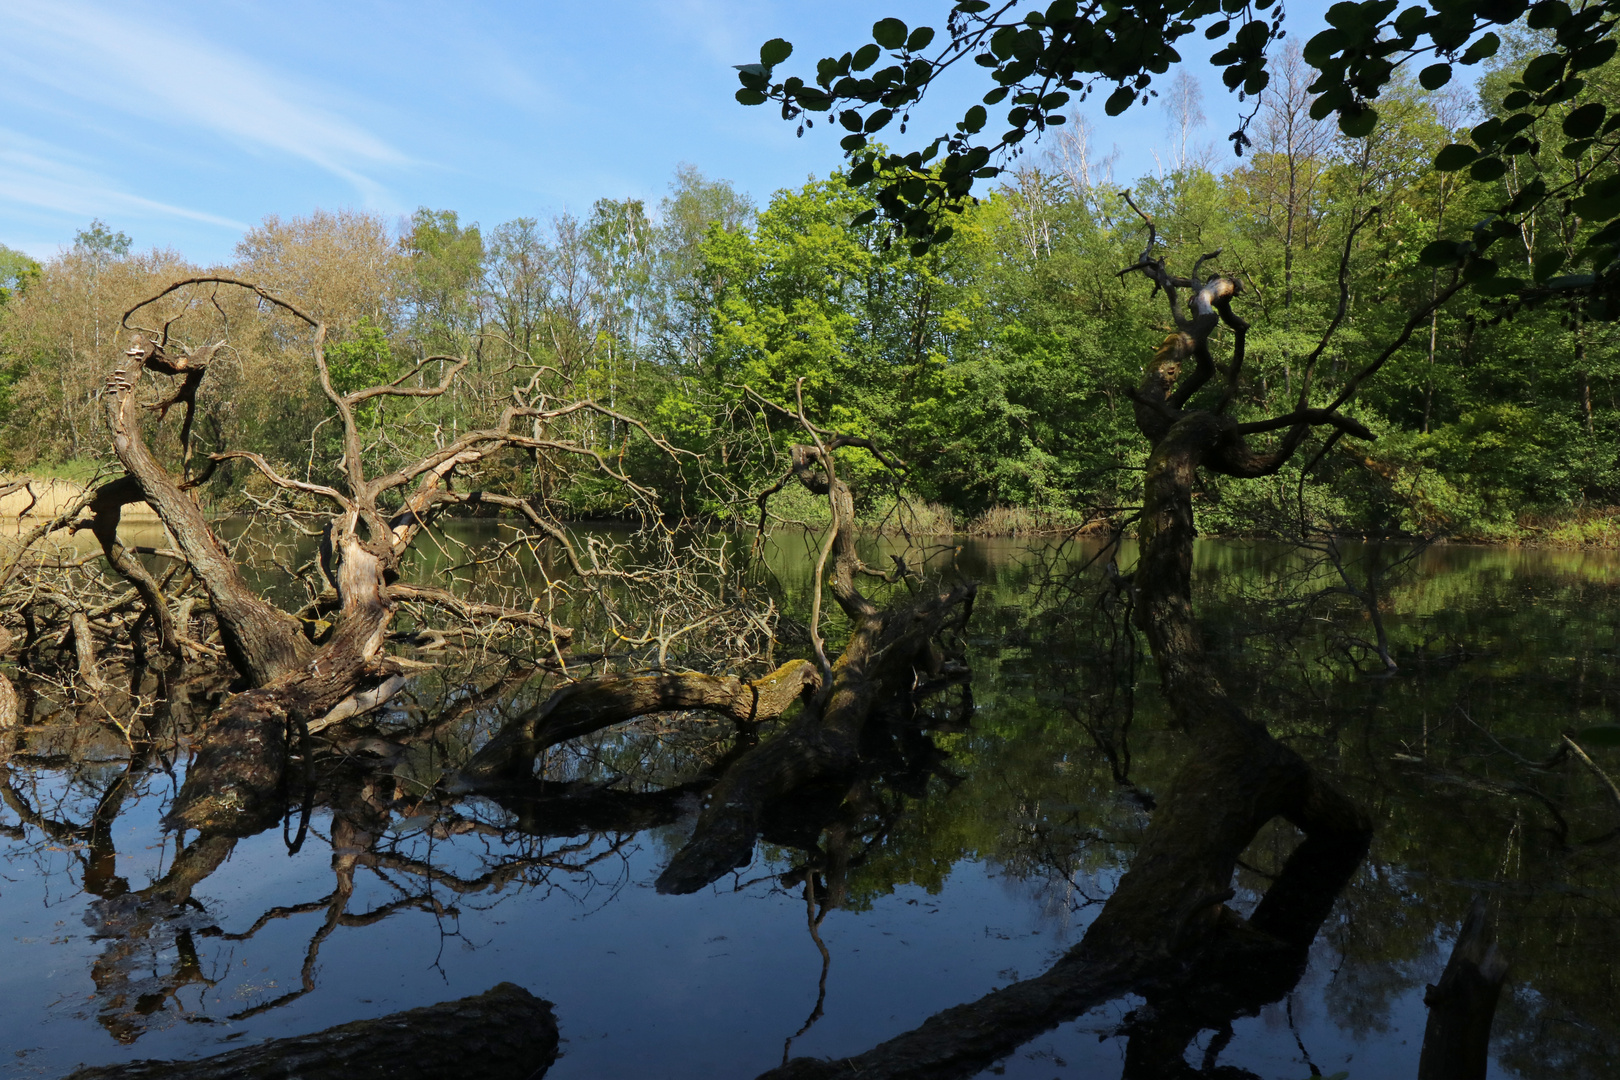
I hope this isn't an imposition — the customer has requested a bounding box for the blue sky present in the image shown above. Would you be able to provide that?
[0,0,1342,264]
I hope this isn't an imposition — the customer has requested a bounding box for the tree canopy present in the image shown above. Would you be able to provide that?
[738,0,1619,315]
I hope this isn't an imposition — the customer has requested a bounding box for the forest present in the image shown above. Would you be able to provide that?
[2,35,1617,543]
[1,2,1619,1079]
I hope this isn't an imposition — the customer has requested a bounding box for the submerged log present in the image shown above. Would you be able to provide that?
[451,659,821,790]
[1418,898,1509,1080]
[62,982,558,1080]
[657,582,974,895]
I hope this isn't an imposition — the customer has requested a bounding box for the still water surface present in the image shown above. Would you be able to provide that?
[2,535,1617,1078]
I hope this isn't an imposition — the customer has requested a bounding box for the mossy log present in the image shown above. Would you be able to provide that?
[450,659,821,790]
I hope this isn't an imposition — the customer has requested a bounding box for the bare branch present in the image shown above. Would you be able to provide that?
[209,451,354,510]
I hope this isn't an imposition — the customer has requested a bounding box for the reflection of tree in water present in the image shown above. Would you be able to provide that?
[0,672,713,1045]
[6,530,1620,1073]
[6,536,1620,1074]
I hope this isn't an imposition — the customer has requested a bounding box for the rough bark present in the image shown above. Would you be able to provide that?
[69,610,106,691]
[110,339,311,685]
[452,659,821,790]
[61,982,558,1080]
[166,652,404,834]
[0,671,15,731]
[1418,898,1509,1080]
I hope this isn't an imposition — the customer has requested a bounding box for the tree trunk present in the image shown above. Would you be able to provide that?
[61,982,558,1080]
[85,476,182,663]
[765,370,1370,1079]
[110,340,311,686]
[1418,898,1509,1080]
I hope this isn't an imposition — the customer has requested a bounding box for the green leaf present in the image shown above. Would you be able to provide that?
[1502,90,1532,109]
[840,109,864,132]
[1572,39,1618,71]
[1105,85,1136,115]
[963,104,987,133]
[1521,52,1565,91]
[853,43,881,71]
[1303,28,1345,66]
[1563,102,1606,139]
[1462,256,1499,282]
[1419,240,1464,266]
[1574,725,1620,748]
[1205,19,1231,38]
[906,26,936,51]
[1533,250,1567,281]
[1325,1,1365,29]
[873,17,908,49]
[1526,0,1571,28]
[849,208,879,227]
[735,88,768,106]
[1561,138,1593,160]
[840,133,869,151]
[1419,63,1453,89]
[1460,31,1500,64]
[865,108,894,132]
[1573,192,1620,220]
[1338,103,1379,138]
[1470,157,1508,181]
[1472,275,1524,296]
[1434,143,1479,171]
[760,38,793,66]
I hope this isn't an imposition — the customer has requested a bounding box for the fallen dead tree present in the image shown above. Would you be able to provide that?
[0,277,781,838]
[61,982,558,1080]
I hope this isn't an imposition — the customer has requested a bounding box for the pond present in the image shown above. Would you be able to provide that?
[2,533,1617,1079]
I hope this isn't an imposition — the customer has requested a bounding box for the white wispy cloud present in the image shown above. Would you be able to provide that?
[0,127,249,240]
[0,0,409,201]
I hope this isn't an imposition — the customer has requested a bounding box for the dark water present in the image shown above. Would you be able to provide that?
[2,535,1618,1078]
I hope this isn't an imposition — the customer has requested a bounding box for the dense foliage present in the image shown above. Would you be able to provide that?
[741,0,1620,320]
[0,39,1616,541]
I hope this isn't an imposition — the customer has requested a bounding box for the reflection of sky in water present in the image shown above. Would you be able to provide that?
[6,536,1620,1077]
[0,789,1462,1079]
[1,791,1100,1078]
